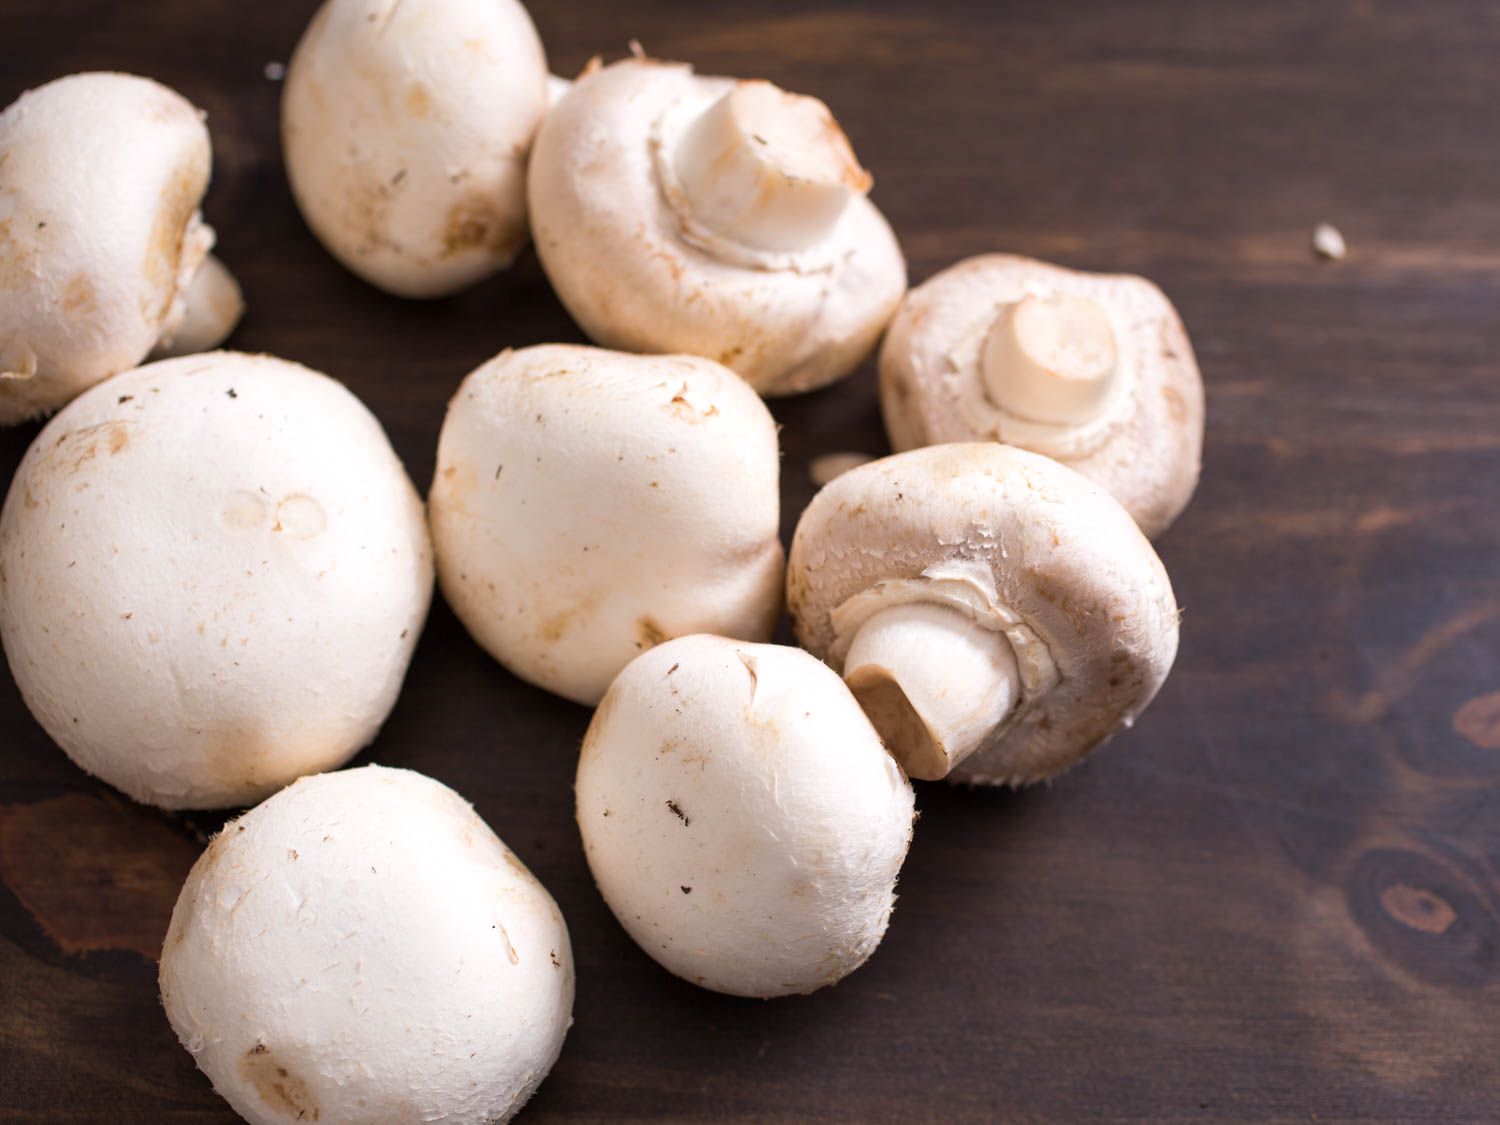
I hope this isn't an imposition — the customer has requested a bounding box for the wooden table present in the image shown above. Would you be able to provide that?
[4,1,1498,1120]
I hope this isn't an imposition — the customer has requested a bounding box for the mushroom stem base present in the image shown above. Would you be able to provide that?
[842,602,1019,780]
[153,254,244,359]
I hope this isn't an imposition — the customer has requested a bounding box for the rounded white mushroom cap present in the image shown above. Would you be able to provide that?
[429,344,784,706]
[528,57,907,396]
[283,0,549,298]
[0,72,235,423]
[879,254,1205,538]
[576,635,916,998]
[160,765,574,1125]
[0,352,433,808]
[788,443,1179,786]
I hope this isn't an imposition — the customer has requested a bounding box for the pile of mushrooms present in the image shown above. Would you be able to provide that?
[0,1,1207,1117]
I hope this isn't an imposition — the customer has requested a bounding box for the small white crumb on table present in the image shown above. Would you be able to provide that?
[263,61,287,82]
[809,452,874,488]
[1312,223,1347,260]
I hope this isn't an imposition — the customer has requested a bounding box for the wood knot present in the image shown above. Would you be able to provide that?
[1345,848,1497,989]
[1454,692,1500,751]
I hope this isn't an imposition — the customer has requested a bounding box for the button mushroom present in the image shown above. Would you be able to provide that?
[429,344,783,705]
[282,0,550,297]
[160,765,573,1125]
[787,443,1180,785]
[0,352,433,808]
[528,56,907,396]
[576,635,916,997]
[0,72,242,424]
[879,254,1205,537]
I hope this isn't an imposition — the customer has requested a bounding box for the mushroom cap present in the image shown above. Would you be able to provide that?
[160,765,573,1125]
[879,254,1204,538]
[787,443,1179,786]
[429,344,783,706]
[0,352,433,808]
[528,58,907,396]
[0,72,216,423]
[283,0,549,298]
[576,635,916,998]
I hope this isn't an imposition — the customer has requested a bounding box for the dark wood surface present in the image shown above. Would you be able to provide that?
[4,1,1499,1120]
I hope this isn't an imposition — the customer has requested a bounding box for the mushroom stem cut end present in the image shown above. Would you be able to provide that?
[981,292,1117,426]
[843,602,1020,780]
[673,80,871,253]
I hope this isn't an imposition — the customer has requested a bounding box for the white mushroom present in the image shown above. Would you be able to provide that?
[0,352,433,808]
[0,72,242,424]
[429,344,783,706]
[787,443,1179,785]
[160,765,573,1124]
[576,635,916,998]
[879,254,1204,537]
[528,57,907,396]
[282,0,550,298]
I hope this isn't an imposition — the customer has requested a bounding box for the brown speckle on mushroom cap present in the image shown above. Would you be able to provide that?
[878,253,1204,538]
[787,443,1180,786]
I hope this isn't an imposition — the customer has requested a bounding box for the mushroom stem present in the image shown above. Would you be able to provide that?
[153,255,245,358]
[673,80,872,253]
[842,602,1019,780]
[980,292,1117,425]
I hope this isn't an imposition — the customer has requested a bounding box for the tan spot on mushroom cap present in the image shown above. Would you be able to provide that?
[242,1044,321,1121]
[637,616,670,650]
[537,593,599,645]
[442,194,523,260]
[61,273,97,316]
[40,419,134,477]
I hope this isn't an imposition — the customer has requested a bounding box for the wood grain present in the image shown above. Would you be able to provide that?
[3,0,1500,1120]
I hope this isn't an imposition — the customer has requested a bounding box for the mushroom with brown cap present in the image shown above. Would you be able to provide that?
[528,56,907,396]
[429,344,784,705]
[0,351,433,808]
[282,0,551,297]
[576,635,916,997]
[878,254,1204,537]
[787,443,1180,785]
[0,72,242,423]
[160,765,573,1124]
